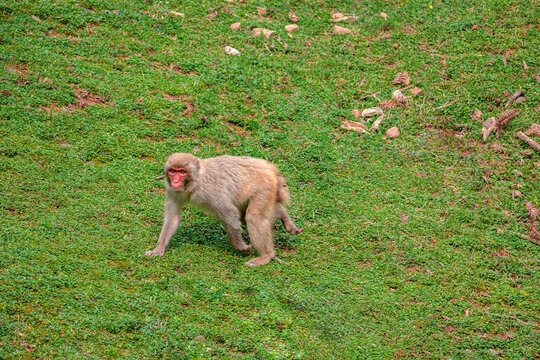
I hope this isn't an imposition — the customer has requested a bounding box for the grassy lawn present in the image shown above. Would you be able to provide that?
[1,0,539,358]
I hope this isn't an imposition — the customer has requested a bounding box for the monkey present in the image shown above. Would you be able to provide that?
[145,153,304,266]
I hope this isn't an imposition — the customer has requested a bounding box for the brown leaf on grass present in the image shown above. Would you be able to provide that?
[525,202,539,219]
[523,61,529,72]
[369,115,385,132]
[399,214,409,222]
[362,107,384,117]
[496,108,519,136]
[170,11,186,18]
[386,127,400,138]
[359,75,366,87]
[331,11,345,19]
[502,56,507,66]
[288,11,299,23]
[352,109,361,119]
[341,120,366,133]
[392,90,407,104]
[482,117,497,142]
[230,22,241,30]
[471,109,482,121]
[251,28,276,39]
[471,24,479,30]
[285,24,299,32]
[330,15,359,23]
[256,7,267,16]
[504,89,524,109]
[524,124,540,137]
[392,71,410,85]
[379,99,398,109]
[436,100,457,109]
[31,15,41,22]
[489,143,505,153]
[332,25,352,35]
[380,12,388,19]
[410,87,423,95]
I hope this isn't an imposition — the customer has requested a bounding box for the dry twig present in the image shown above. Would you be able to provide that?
[516,131,540,152]
[392,71,410,85]
[504,89,524,109]
[496,109,519,136]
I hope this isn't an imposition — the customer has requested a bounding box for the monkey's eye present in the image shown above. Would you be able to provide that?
[178,169,187,175]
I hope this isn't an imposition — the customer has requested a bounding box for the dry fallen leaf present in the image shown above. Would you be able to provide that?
[392,71,410,85]
[525,124,540,137]
[331,12,345,19]
[256,7,267,16]
[289,11,299,23]
[505,89,524,109]
[380,12,388,19]
[410,87,423,95]
[329,15,359,23]
[170,11,186,18]
[496,108,519,136]
[285,24,299,32]
[341,120,367,133]
[378,99,399,109]
[392,90,407,104]
[399,213,409,222]
[523,61,529,72]
[386,127,400,138]
[471,109,482,121]
[251,28,276,39]
[481,117,497,142]
[31,15,41,22]
[332,25,352,35]
[362,107,384,117]
[369,115,385,132]
[224,46,240,56]
[352,109,361,119]
[230,22,241,30]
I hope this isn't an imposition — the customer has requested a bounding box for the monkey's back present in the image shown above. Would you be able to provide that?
[196,155,280,209]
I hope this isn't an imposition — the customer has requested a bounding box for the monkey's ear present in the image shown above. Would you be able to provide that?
[188,158,201,179]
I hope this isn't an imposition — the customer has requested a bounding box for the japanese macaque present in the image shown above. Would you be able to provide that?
[145,153,304,266]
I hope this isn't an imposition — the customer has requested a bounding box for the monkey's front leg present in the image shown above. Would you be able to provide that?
[146,200,181,257]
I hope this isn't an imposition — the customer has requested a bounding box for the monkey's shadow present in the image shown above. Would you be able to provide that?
[168,217,296,255]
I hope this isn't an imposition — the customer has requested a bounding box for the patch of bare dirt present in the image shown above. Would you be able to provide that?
[73,87,114,108]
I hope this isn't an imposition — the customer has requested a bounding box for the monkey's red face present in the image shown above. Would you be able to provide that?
[168,167,188,189]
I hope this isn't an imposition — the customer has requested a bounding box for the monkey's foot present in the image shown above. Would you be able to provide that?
[145,249,165,257]
[244,256,272,266]
[285,225,305,235]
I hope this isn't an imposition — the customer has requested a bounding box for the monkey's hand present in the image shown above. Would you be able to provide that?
[145,248,165,257]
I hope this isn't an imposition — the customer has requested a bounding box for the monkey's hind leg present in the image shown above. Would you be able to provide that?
[274,205,304,234]
[223,208,252,252]
[244,195,276,266]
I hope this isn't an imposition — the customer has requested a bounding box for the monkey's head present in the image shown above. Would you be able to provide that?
[164,153,200,191]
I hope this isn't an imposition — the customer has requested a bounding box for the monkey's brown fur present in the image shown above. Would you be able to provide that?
[145,153,304,266]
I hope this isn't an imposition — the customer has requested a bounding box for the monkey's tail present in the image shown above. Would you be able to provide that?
[276,176,290,205]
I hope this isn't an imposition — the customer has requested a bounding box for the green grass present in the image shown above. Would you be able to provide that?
[1,0,539,358]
